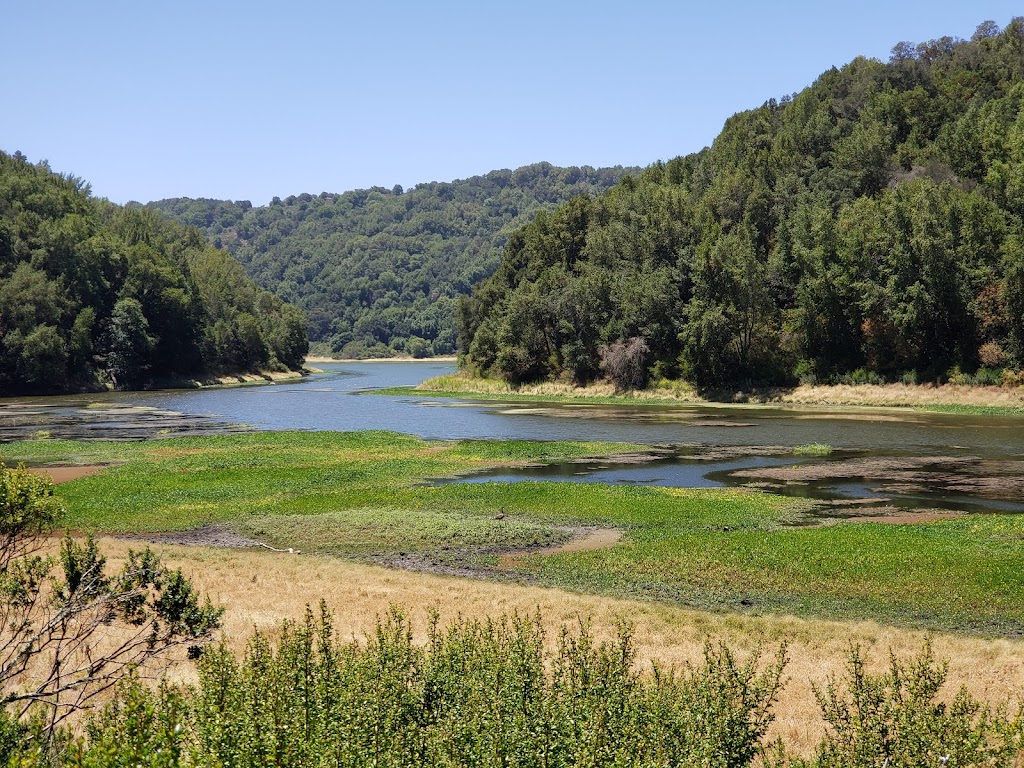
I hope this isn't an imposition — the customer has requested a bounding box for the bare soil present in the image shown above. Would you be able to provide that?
[731,455,1024,501]
[28,465,107,483]
[125,523,261,549]
[499,527,623,567]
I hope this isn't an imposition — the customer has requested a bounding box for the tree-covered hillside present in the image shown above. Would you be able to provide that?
[459,20,1024,389]
[147,163,635,358]
[0,151,308,395]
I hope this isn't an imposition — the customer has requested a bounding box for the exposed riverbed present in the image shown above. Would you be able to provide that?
[3,361,1023,518]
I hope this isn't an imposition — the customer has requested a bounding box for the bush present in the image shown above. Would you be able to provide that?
[799,643,1024,767]
[67,605,787,768]
[599,337,651,391]
[0,463,221,756]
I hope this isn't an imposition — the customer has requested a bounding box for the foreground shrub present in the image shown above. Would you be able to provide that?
[191,606,786,767]
[794,643,1024,767]
[0,463,221,761]
[64,605,784,768]
[13,609,1023,766]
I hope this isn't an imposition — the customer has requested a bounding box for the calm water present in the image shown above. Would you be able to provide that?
[2,361,1023,514]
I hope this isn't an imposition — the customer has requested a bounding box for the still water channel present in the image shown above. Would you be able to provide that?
[2,361,1023,517]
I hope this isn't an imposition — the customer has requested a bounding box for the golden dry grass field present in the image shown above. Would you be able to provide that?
[95,537,1024,757]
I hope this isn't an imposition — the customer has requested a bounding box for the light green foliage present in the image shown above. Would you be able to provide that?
[793,444,833,456]
[0,151,308,395]
[797,643,1024,766]
[147,163,636,358]
[67,606,784,767]
[7,617,1024,766]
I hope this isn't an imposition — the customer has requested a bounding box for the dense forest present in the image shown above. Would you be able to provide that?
[147,163,634,358]
[0,151,308,395]
[460,20,1024,389]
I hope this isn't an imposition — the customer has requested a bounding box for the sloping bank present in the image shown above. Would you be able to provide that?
[402,372,1024,414]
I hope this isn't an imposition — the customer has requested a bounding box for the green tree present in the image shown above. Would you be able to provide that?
[106,297,154,389]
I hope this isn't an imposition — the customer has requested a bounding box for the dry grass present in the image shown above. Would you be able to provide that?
[93,537,1024,757]
[777,383,1024,408]
[417,372,1024,409]
[417,373,700,400]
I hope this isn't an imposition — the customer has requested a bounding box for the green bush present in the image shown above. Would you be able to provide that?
[797,643,1024,767]
[58,605,785,768]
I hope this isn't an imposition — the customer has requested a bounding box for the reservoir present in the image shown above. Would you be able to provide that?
[2,360,1023,516]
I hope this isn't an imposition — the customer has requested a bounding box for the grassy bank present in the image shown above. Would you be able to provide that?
[5,431,1024,636]
[385,372,1024,415]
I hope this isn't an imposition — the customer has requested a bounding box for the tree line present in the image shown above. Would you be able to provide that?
[147,162,635,359]
[459,20,1024,389]
[0,151,308,395]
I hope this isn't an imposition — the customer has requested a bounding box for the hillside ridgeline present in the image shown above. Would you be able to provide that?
[147,162,636,358]
[459,20,1024,391]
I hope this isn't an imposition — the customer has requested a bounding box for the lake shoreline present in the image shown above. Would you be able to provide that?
[305,355,458,364]
[409,373,1024,413]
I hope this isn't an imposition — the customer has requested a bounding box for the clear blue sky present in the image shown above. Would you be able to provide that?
[7,1,1021,205]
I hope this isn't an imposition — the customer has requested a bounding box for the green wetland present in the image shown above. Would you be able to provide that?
[3,361,1024,636]
[1,426,1023,636]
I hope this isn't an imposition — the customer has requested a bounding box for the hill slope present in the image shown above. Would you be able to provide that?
[147,162,635,358]
[459,20,1024,388]
[0,151,308,395]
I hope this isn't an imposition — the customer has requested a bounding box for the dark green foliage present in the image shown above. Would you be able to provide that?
[461,20,1024,388]
[0,151,308,394]
[148,163,635,358]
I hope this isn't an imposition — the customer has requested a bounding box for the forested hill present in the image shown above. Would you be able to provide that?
[0,151,308,395]
[146,163,636,358]
[459,20,1024,389]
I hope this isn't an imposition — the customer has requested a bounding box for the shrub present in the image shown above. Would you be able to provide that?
[978,341,1006,368]
[800,643,1024,767]
[70,605,786,767]
[599,337,651,391]
[0,463,221,756]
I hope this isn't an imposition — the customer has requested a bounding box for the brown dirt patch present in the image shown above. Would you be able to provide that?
[814,506,965,526]
[851,510,965,525]
[731,455,1024,502]
[499,527,623,567]
[125,523,261,549]
[28,465,107,484]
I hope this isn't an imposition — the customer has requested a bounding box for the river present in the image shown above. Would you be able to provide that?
[2,361,1023,516]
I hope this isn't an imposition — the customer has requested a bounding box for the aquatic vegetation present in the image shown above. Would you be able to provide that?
[793,444,833,456]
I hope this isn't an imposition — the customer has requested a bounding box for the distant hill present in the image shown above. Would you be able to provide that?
[459,19,1024,388]
[147,162,636,358]
[0,151,307,395]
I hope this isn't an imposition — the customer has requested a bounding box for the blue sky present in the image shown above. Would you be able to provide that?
[7,1,1021,205]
